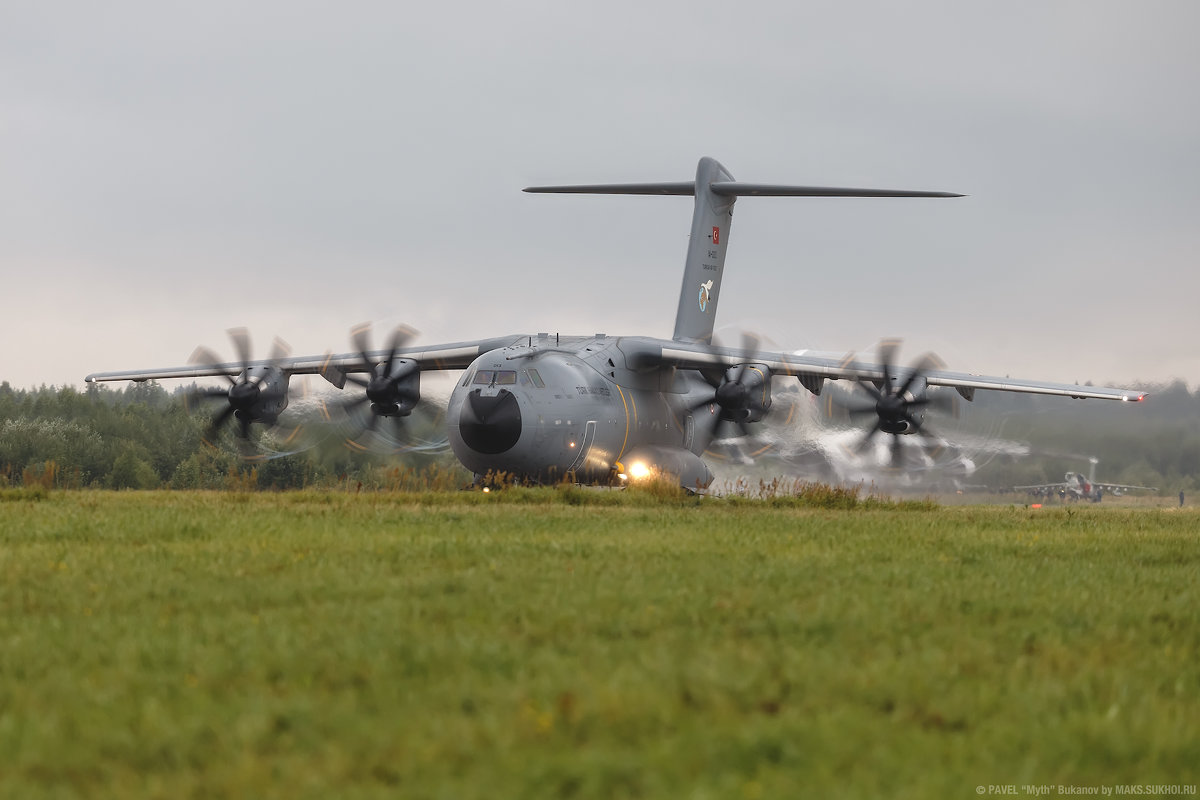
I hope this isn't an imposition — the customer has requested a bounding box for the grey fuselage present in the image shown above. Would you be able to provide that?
[446,334,718,484]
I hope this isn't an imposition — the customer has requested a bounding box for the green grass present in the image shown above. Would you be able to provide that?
[1,490,1198,799]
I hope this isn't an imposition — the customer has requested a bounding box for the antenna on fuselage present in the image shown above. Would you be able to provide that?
[524,157,962,345]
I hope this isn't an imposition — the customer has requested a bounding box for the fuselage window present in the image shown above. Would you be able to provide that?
[526,368,545,388]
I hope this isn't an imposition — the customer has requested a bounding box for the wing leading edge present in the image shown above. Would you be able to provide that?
[86,333,1147,404]
[84,335,528,384]
[643,339,1147,403]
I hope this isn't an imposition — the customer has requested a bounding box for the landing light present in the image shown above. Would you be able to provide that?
[628,461,652,480]
[613,459,654,482]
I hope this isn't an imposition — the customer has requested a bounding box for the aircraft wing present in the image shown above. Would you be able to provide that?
[1094,482,1158,493]
[1011,482,1071,491]
[84,334,528,384]
[643,339,1148,403]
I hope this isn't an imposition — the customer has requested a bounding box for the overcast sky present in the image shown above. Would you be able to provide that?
[3,0,1198,391]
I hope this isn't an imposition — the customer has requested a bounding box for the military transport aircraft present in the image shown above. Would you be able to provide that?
[1014,458,1156,502]
[85,157,1147,489]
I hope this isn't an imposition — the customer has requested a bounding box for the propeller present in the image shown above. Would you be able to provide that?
[331,323,449,453]
[186,328,292,445]
[836,339,957,468]
[344,322,419,414]
[686,332,770,449]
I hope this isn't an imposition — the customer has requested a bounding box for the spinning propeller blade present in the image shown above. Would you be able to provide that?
[832,340,953,468]
[686,332,769,451]
[335,323,448,453]
[185,328,292,448]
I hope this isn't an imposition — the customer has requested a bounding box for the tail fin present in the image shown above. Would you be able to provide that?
[676,157,735,343]
[524,157,961,344]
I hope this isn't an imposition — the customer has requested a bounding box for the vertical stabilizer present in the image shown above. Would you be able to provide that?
[674,157,735,343]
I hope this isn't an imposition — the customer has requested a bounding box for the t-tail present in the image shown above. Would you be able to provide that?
[524,157,962,344]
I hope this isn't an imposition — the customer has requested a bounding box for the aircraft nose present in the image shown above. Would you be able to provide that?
[459,388,522,454]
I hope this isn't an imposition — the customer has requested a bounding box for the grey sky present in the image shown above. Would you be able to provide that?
[3,0,1198,390]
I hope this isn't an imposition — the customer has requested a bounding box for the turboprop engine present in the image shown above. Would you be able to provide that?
[188,329,292,440]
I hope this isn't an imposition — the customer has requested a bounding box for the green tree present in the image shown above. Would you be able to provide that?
[109,448,161,490]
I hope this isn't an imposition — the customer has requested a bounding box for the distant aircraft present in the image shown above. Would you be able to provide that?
[85,157,1147,489]
[1013,458,1156,502]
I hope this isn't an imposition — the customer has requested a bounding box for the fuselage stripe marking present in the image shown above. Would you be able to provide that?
[615,384,631,460]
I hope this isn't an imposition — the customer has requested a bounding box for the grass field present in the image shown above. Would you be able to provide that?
[1,488,1198,799]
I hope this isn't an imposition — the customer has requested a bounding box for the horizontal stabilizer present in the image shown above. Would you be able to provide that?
[523,182,962,198]
[523,158,964,345]
[523,182,695,195]
[710,182,963,198]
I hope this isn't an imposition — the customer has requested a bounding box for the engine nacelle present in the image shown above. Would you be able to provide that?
[717,362,772,423]
[233,367,290,426]
[367,360,420,417]
[877,372,927,435]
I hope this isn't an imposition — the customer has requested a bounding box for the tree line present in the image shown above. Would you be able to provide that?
[0,381,464,491]
[2,378,1197,493]
[955,379,1200,494]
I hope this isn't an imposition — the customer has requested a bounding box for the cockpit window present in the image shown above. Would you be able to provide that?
[526,368,545,388]
[472,369,517,387]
